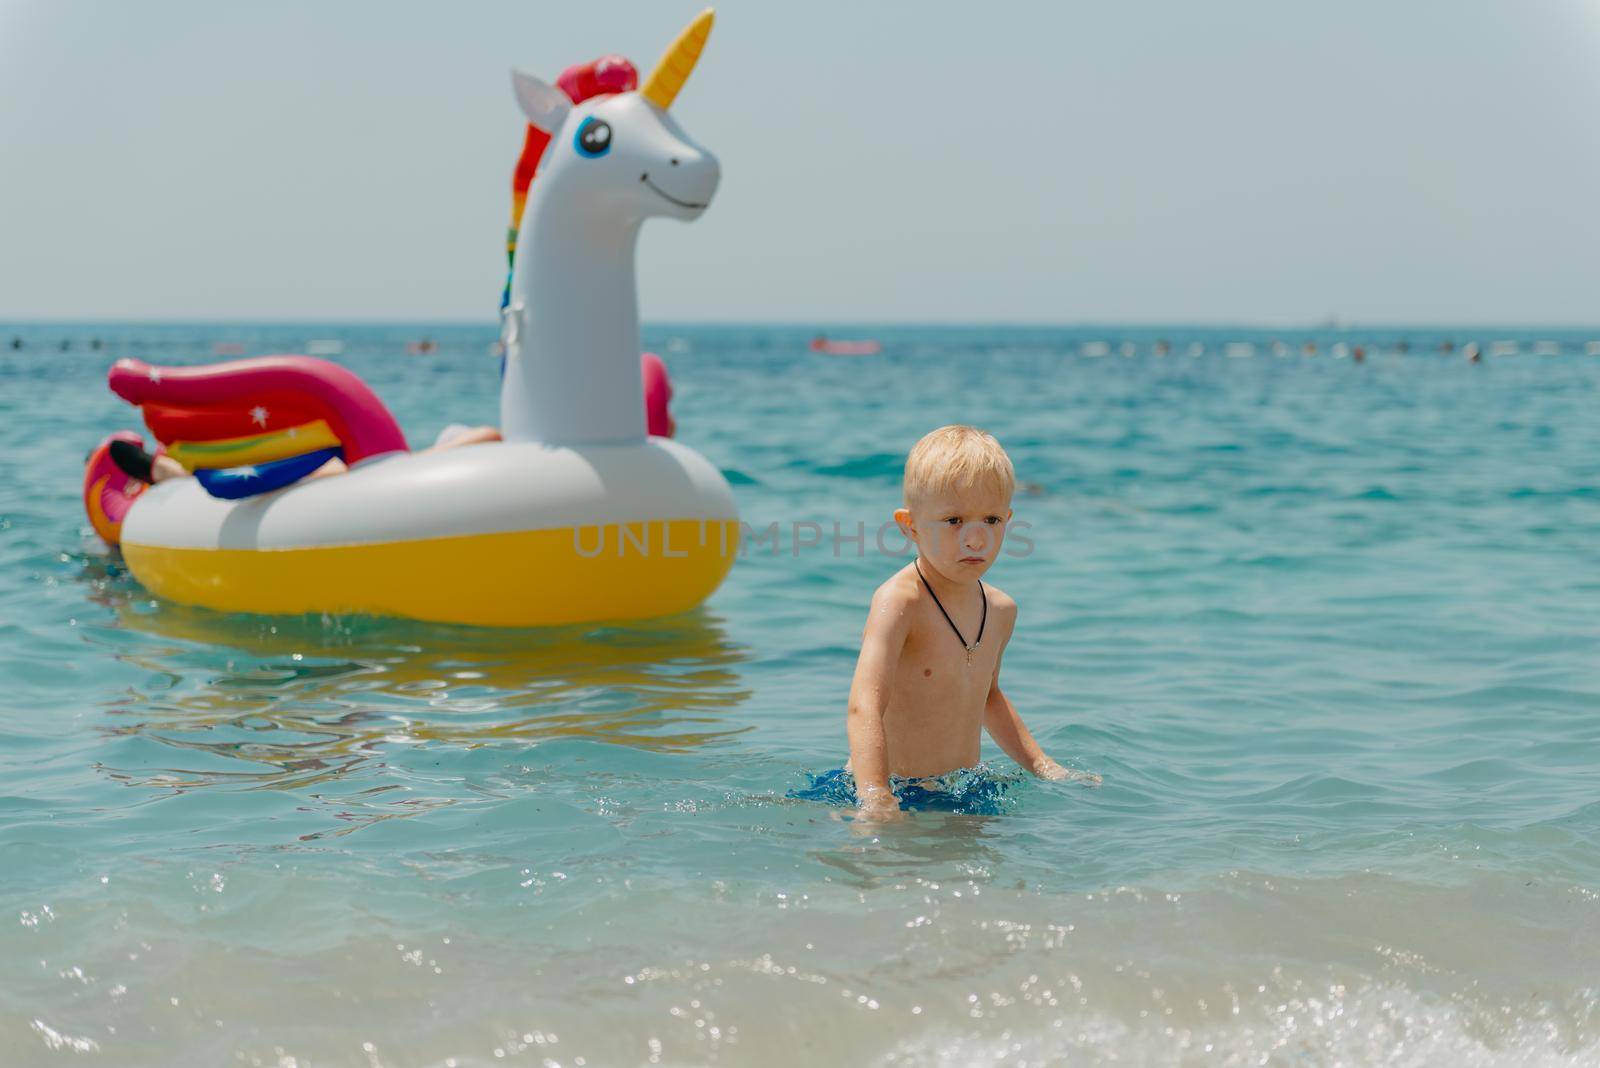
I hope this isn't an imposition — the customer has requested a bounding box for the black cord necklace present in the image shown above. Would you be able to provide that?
[914,558,987,666]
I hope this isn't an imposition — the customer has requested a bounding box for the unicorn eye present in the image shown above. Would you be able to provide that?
[575,117,612,158]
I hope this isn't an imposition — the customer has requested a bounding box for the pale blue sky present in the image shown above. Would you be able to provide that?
[4,0,1600,324]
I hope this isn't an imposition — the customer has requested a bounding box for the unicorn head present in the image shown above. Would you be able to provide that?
[500,9,720,445]
[511,15,720,225]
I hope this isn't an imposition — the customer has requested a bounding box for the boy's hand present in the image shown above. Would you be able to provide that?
[1034,757,1101,785]
[853,785,905,823]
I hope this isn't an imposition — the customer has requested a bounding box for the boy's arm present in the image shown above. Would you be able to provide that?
[846,584,913,817]
[983,613,1101,784]
[984,679,1081,780]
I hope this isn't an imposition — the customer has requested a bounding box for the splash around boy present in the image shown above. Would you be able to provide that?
[844,425,1100,820]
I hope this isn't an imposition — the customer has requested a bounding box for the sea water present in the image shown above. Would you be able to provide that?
[1,323,1597,1066]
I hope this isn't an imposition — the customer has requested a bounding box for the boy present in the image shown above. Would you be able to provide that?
[845,425,1099,820]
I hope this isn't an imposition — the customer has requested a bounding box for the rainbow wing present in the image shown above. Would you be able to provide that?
[109,356,407,500]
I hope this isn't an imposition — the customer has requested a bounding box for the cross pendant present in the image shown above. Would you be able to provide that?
[965,647,974,666]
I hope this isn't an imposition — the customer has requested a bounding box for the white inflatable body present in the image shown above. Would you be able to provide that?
[124,441,732,552]
[110,11,740,627]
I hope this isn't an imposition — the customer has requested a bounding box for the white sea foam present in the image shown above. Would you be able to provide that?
[878,983,1600,1068]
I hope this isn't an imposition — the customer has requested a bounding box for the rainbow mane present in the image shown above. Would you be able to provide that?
[502,55,638,311]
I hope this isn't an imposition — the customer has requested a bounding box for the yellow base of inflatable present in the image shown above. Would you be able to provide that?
[123,518,739,628]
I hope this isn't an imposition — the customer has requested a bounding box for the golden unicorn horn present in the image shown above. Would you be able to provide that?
[640,8,714,110]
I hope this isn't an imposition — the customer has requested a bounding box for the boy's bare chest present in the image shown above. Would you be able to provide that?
[894,620,997,704]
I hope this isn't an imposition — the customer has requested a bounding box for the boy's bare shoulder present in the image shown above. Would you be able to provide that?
[869,564,924,615]
[860,566,922,644]
[984,581,1018,613]
[984,583,1020,629]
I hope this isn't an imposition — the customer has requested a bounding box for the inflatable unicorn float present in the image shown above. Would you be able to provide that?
[83,10,738,628]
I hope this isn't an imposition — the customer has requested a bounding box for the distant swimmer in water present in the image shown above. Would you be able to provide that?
[796,426,1099,821]
[810,334,883,356]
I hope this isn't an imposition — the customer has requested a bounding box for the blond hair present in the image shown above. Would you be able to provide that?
[903,425,1016,505]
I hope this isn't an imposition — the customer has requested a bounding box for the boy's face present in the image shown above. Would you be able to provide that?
[895,486,1014,582]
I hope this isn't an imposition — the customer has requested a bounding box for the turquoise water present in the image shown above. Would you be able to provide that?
[2,323,1598,1066]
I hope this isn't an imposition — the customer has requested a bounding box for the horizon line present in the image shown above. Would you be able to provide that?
[7,317,1600,334]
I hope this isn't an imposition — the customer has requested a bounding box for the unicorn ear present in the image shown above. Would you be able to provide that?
[511,70,572,132]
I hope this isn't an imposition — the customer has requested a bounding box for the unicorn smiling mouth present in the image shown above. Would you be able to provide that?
[640,173,704,210]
